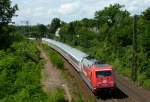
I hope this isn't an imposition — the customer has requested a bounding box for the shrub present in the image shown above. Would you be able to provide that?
[48,88,66,102]
[0,40,49,102]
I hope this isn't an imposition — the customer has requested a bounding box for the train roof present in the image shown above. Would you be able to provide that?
[95,64,111,68]
[82,56,111,68]
[42,38,88,62]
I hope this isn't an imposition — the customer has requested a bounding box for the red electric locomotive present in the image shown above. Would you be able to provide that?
[81,56,116,94]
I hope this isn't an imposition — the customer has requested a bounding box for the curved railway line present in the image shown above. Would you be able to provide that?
[41,38,150,102]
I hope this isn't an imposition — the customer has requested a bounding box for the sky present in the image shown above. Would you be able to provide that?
[11,0,150,25]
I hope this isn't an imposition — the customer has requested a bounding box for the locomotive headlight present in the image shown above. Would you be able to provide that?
[96,83,101,87]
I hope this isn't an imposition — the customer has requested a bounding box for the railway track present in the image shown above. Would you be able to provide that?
[116,74,150,102]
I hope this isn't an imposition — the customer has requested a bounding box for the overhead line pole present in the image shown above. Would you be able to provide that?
[132,15,138,81]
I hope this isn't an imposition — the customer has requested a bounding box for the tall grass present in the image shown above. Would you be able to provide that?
[43,44,64,70]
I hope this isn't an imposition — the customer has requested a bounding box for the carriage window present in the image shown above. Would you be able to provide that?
[96,71,112,78]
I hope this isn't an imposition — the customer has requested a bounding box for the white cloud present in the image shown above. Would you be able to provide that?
[35,7,44,12]
[12,0,150,25]
[58,2,79,15]
[123,0,150,14]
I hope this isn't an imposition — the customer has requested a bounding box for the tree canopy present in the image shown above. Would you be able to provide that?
[0,0,18,49]
[0,0,18,24]
[49,18,61,34]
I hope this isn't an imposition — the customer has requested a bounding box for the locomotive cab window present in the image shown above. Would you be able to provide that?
[96,71,112,78]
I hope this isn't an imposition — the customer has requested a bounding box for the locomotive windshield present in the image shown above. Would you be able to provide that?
[96,71,112,78]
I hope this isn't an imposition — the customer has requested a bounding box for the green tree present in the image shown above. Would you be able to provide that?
[140,8,150,51]
[0,0,18,49]
[95,4,129,27]
[95,3,132,51]
[0,0,18,24]
[49,18,61,34]
[37,24,48,38]
[81,18,96,28]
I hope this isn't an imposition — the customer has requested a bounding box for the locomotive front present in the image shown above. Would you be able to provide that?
[93,65,116,91]
[81,57,116,93]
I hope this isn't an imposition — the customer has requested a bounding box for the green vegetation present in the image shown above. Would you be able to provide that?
[0,0,18,49]
[48,18,61,34]
[0,0,49,101]
[0,39,51,102]
[54,4,150,88]
[0,1,64,101]
[15,24,48,39]
[48,88,66,102]
[43,44,64,70]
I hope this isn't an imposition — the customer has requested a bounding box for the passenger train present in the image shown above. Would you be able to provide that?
[42,38,116,94]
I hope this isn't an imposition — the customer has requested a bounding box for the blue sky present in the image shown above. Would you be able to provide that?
[11,0,150,25]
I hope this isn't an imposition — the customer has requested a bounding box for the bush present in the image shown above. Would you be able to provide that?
[48,88,66,102]
[143,80,150,88]
[0,40,49,102]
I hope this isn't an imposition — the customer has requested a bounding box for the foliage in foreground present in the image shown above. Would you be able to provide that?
[0,0,18,49]
[0,40,49,102]
[48,88,67,102]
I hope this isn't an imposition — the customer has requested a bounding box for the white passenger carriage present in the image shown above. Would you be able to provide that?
[42,38,88,72]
